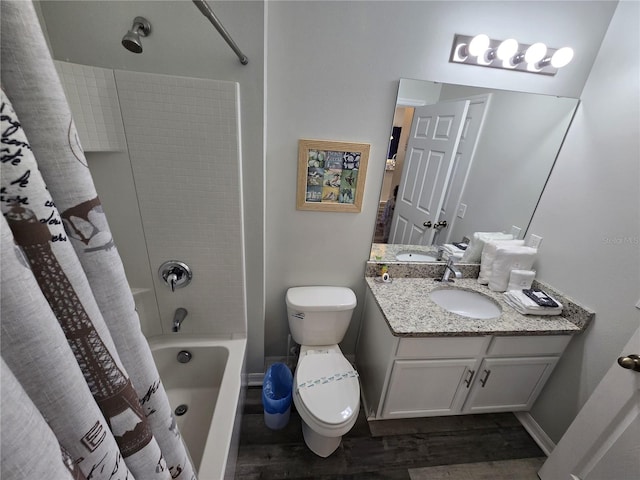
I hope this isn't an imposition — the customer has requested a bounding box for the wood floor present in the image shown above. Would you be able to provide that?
[234,387,545,479]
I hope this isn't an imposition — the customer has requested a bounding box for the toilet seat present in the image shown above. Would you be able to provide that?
[294,350,359,426]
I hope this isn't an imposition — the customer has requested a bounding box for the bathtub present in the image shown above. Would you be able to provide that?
[148,335,247,480]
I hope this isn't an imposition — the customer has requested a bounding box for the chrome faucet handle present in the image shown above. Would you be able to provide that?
[166,272,178,292]
[159,261,193,292]
[436,258,462,283]
[448,258,463,280]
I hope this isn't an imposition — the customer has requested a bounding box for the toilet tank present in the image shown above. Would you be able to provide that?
[286,286,357,346]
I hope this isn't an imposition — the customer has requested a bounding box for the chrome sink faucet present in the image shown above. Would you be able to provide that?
[438,258,462,283]
[172,307,188,332]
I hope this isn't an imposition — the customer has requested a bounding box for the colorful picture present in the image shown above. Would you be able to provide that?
[324,151,344,170]
[297,140,370,212]
[307,167,324,186]
[339,169,358,204]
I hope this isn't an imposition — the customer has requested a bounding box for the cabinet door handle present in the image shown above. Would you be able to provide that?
[464,369,475,388]
[480,369,491,387]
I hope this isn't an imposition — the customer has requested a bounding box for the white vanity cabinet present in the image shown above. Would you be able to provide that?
[461,335,570,413]
[356,289,571,420]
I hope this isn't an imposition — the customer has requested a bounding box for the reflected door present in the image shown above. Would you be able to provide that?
[390,100,469,245]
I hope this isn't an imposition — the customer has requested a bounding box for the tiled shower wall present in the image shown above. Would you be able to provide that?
[57,62,246,338]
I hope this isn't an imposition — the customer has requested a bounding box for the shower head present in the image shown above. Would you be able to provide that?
[122,16,151,54]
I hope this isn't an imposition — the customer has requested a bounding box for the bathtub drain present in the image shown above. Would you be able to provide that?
[175,404,188,416]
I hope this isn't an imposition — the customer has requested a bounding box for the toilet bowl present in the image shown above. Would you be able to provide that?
[286,286,360,457]
[293,345,360,457]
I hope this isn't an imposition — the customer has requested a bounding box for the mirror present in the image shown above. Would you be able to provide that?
[371,78,579,263]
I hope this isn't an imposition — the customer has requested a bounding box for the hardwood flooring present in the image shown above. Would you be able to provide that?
[409,457,545,479]
[234,387,544,479]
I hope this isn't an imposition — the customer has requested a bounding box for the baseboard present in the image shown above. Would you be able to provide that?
[247,373,263,387]
[514,411,555,457]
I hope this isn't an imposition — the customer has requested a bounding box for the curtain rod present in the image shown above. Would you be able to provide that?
[192,0,248,65]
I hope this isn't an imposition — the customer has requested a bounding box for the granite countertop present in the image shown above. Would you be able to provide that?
[365,276,589,337]
[369,243,441,262]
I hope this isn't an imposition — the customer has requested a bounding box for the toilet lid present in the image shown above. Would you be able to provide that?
[295,352,359,425]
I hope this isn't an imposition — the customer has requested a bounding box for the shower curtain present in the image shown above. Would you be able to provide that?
[0,2,196,479]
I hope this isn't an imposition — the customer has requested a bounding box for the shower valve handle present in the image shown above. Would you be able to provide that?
[159,261,193,292]
[166,272,178,292]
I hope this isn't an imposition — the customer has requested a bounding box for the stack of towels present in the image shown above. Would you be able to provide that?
[487,244,537,292]
[439,243,466,261]
[460,232,515,263]
[478,239,525,285]
[474,235,538,292]
[503,290,563,316]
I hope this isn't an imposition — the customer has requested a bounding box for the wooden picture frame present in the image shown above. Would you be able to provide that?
[296,139,370,212]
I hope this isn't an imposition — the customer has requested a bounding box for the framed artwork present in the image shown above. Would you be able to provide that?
[296,139,370,212]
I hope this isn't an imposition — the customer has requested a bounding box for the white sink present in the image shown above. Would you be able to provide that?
[429,288,501,319]
[396,251,438,262]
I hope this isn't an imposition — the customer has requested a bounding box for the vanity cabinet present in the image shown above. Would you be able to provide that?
[382,358,479,417]
[462,356,560,413]
[356,289,571,420]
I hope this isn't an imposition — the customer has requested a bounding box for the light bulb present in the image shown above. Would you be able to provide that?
[496,39,518,60]
[551,47,574,68]
[453,42,469,61]
[524,42,547,64]
[468,34,490,57]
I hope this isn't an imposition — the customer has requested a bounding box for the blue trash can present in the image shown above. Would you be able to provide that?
[262,362,293,430]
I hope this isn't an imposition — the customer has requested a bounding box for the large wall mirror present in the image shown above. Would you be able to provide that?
[371,78,579,263]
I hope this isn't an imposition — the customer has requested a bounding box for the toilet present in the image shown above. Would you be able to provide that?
[286,286,360,457]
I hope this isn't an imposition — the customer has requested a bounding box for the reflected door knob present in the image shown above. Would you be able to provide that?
[433,220,448,230]
[617,354,640,372]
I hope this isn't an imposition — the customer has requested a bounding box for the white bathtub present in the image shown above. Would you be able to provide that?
[148,335,247,480]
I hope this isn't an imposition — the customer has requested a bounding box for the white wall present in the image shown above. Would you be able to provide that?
[265,0,616,359]
[526,0,640,443]
[38,0,266,371]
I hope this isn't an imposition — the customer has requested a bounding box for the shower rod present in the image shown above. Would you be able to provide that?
[192,0,248,65]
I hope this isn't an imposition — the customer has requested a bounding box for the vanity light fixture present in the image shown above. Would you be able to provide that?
[450,34,574,76]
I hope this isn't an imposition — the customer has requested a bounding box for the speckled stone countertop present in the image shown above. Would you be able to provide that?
[365,276,592,337]
[369,243,443,262]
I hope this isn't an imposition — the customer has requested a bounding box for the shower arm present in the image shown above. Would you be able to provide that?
[192,0,248,65]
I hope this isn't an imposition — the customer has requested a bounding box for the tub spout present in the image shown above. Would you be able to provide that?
[173,308,188,332]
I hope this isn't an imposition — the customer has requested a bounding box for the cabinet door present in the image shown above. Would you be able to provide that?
[463,356,559,413]
[382,358,478,418]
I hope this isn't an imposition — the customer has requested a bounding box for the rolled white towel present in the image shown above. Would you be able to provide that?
[461,232,514,263]
[478,239,525,285]
[504,290,563,316]
[488,246,537,292]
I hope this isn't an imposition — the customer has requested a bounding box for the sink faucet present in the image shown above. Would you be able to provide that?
[438,258,462,283]
[172,307,188,332]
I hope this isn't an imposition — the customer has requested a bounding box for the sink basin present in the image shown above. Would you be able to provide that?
[429,288,501,319]
[396,251,438,262]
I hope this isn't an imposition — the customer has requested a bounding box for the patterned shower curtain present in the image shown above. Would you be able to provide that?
[0,1,196,479]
